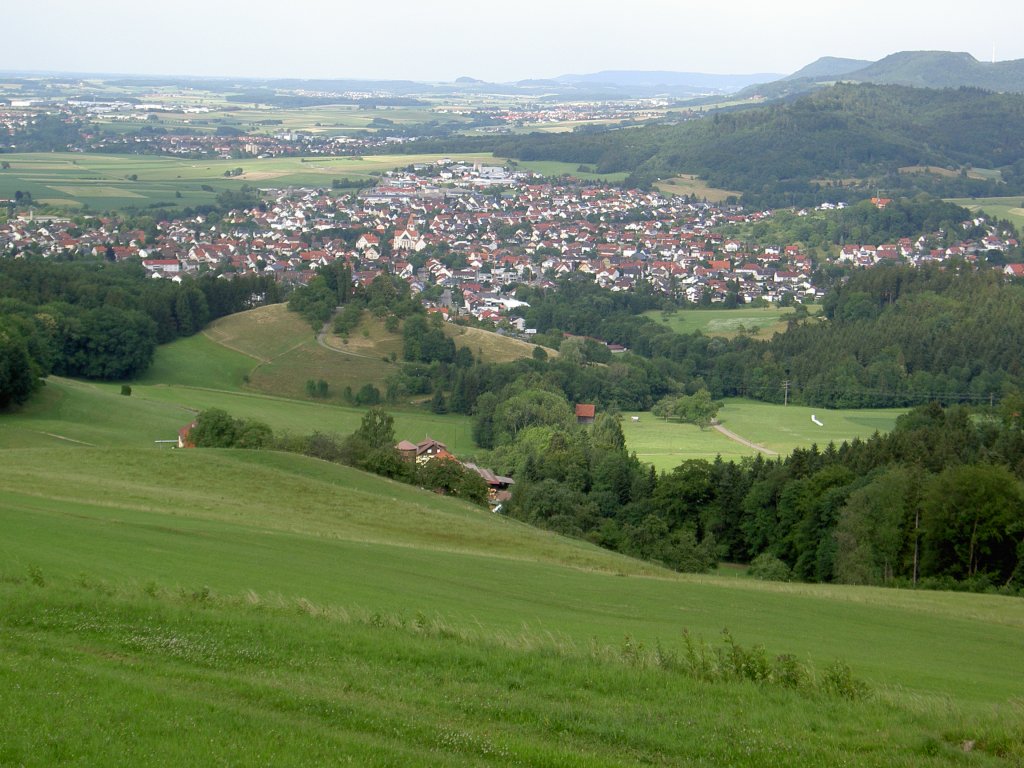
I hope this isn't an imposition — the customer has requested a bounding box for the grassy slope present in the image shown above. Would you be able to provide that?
[0,298,1020,763]
[3,448,1024,703]
[2,448,1024,764]
[8,584,1019,767]
[715,398,903,455]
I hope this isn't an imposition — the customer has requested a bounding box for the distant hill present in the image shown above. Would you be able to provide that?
[742,51,1024,99]
[555,70,781,93]
[474,83,1024,205]
[783,57,872,81]
[847,50,1024,91]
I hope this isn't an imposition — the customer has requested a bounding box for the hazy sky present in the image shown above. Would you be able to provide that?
[5,0,1023,82]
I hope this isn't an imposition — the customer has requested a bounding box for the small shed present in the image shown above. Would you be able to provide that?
[575,404,596,424]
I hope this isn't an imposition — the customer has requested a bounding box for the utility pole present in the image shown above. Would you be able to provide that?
[782,379,790,406]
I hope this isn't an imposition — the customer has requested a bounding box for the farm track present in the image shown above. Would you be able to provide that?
[315,313,385,361]
[712,423,778,456]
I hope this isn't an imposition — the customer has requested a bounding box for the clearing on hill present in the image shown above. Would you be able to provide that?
[446,324,554,363]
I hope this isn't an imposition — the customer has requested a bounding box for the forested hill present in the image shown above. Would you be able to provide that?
[437,84,1024,205]
[516,266,1024,409]
[740,51,1024,100]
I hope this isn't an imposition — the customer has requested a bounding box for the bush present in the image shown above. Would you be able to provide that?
[748,552,792,582]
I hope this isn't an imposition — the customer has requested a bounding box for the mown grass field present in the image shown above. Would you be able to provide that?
[947,195,1024,231]
[714,398,905,455]
[624,399,905,470]
[0,151,501,211]
[1,448,1023,765]
[653,174,740,202]
[622,412,755,467]
[646,306,816,340]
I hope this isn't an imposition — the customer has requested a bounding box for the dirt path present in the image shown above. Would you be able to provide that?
[712,423,778,456]
[315,312,387,361]
[201,329,269,363]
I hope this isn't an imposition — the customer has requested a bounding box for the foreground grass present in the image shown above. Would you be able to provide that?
[3,448,1024,705]
[3,447,1024,763]
[3,580,1021,767]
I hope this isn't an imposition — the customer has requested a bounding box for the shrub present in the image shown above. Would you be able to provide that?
[748,552,792,582]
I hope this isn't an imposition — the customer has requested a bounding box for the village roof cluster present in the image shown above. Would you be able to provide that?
[3,161,1019,329]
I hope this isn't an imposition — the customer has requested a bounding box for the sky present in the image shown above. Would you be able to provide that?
[4,0,1024,82]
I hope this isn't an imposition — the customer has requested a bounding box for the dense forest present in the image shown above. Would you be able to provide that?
[0,258,280,407]
[415,84,1024,205]
[509,266,1024,408]
[499,397,1024,594]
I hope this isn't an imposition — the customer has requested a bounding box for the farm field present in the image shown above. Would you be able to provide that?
[622,412,756,467]
[510,159,629,182]
[624,399,905,469]
[653,174,740,202]
[946,195,1024,230]
[0,151,502,211]
[714,398,906,455]
[1,447,1023,764]
[646,305,817,340]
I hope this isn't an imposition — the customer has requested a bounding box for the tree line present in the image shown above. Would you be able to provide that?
[514,266,1024,408]
[482,387,1024,592]
[0,257,280,407]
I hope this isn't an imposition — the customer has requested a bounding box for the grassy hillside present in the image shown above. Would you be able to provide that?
[201,303,545,399]
[0,375,475,452]
[445,323,553,363]
[2,447,1023,764]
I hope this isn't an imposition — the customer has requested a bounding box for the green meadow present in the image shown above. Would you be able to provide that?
[946,195,1024,231]
[1,299,1022,764]
[624,400,904,470]
[646,306,815,340]
[2,447,1023,765]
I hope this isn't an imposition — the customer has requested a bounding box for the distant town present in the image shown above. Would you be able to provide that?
[3,158,1019,331]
